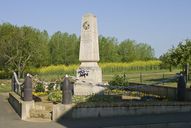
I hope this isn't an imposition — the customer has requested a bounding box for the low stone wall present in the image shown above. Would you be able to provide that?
[9,92,22,116]
[53,103,191,120]
[8,92,34,120]
[129,83,191,100]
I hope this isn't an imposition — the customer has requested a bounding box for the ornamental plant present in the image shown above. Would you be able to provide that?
[109,74,129,86]
[35,83,45,92]
[48,91,62,102]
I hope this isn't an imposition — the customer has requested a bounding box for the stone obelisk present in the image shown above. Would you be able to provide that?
[77,13,102,83]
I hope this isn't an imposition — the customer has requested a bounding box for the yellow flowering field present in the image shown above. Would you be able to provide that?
[27,60,162,81]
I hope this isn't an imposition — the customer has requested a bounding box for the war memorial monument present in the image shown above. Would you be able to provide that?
[74,13,105,95]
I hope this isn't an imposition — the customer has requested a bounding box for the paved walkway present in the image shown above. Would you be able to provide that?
[1,92,191,128]
[0,93,63,128]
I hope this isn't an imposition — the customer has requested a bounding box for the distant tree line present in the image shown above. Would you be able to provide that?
[0,23,155,78]
[160,39,191,71]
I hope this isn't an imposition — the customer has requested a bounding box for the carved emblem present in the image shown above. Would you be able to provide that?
[78,68,89,77]
[83,21,90,30]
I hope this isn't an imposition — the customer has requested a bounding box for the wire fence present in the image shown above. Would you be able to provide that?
[124,72,177,86]
[101,72,180,101]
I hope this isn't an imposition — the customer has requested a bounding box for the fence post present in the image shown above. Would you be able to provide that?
[62,75,72,104]
[140,72,143,83]
[177,74,186,101]
[184,63,189,83]
[23,74,33,101]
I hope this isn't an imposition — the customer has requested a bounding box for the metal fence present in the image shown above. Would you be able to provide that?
[11,72,24,96]
[126,72,177,86]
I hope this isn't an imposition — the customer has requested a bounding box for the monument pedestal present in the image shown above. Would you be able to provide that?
[77,62,102,83]
[74,81,105,95]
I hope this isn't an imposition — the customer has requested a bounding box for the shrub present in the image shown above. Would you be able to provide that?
[47,83,55,91]
[0,70,12,79]
[35,83,45,92]
[109,74,129,86]
[48,83,60,91]
[48,91,62,102]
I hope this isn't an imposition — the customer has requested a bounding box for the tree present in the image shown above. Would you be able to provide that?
[136,43,155,60]
[118,39,155,62]
[118,39,137,62]
[160,39,191,70]
[0,23,50,78]
[21,26,50,68]
[64,33,79,64]
[0,22,157,79]
[49,32,79,65]
[99,36,120,62]
[159,51,173,71]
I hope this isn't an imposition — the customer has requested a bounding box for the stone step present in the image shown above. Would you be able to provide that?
[33,102,53,111]
[25,118,51,122]
[30,109,52,120]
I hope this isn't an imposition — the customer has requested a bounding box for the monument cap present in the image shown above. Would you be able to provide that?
[84,13,95,17]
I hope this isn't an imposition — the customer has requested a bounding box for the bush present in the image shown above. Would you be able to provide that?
[109,74,129,86]
[0,70,12,79]
[47,83,55,91]
[35,83,45,92]
[48,91,62,102]
[47,83,60,91]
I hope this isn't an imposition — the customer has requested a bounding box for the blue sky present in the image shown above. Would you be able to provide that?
[0,0,191,57]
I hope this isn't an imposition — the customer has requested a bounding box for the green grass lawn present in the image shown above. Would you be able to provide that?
[103,69,181,87]
[0,79,11,93]
[36,69,181,87]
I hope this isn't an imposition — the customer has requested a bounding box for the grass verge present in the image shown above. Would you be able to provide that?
[0,79,11,93]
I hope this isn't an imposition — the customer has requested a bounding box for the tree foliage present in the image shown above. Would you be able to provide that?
[0,23,49,78]
[160,39,191,70]
[119,39,154,62]
[49,32,79,65]
[99,36,120,62]
[0,23,155,78]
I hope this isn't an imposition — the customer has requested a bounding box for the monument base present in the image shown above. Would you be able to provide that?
[76,62,102,83]
[75,62,103,95]
[73,81,105,95]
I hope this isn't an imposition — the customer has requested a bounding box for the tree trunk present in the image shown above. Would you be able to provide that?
[169,64,172,72]
[17,64,21,79]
